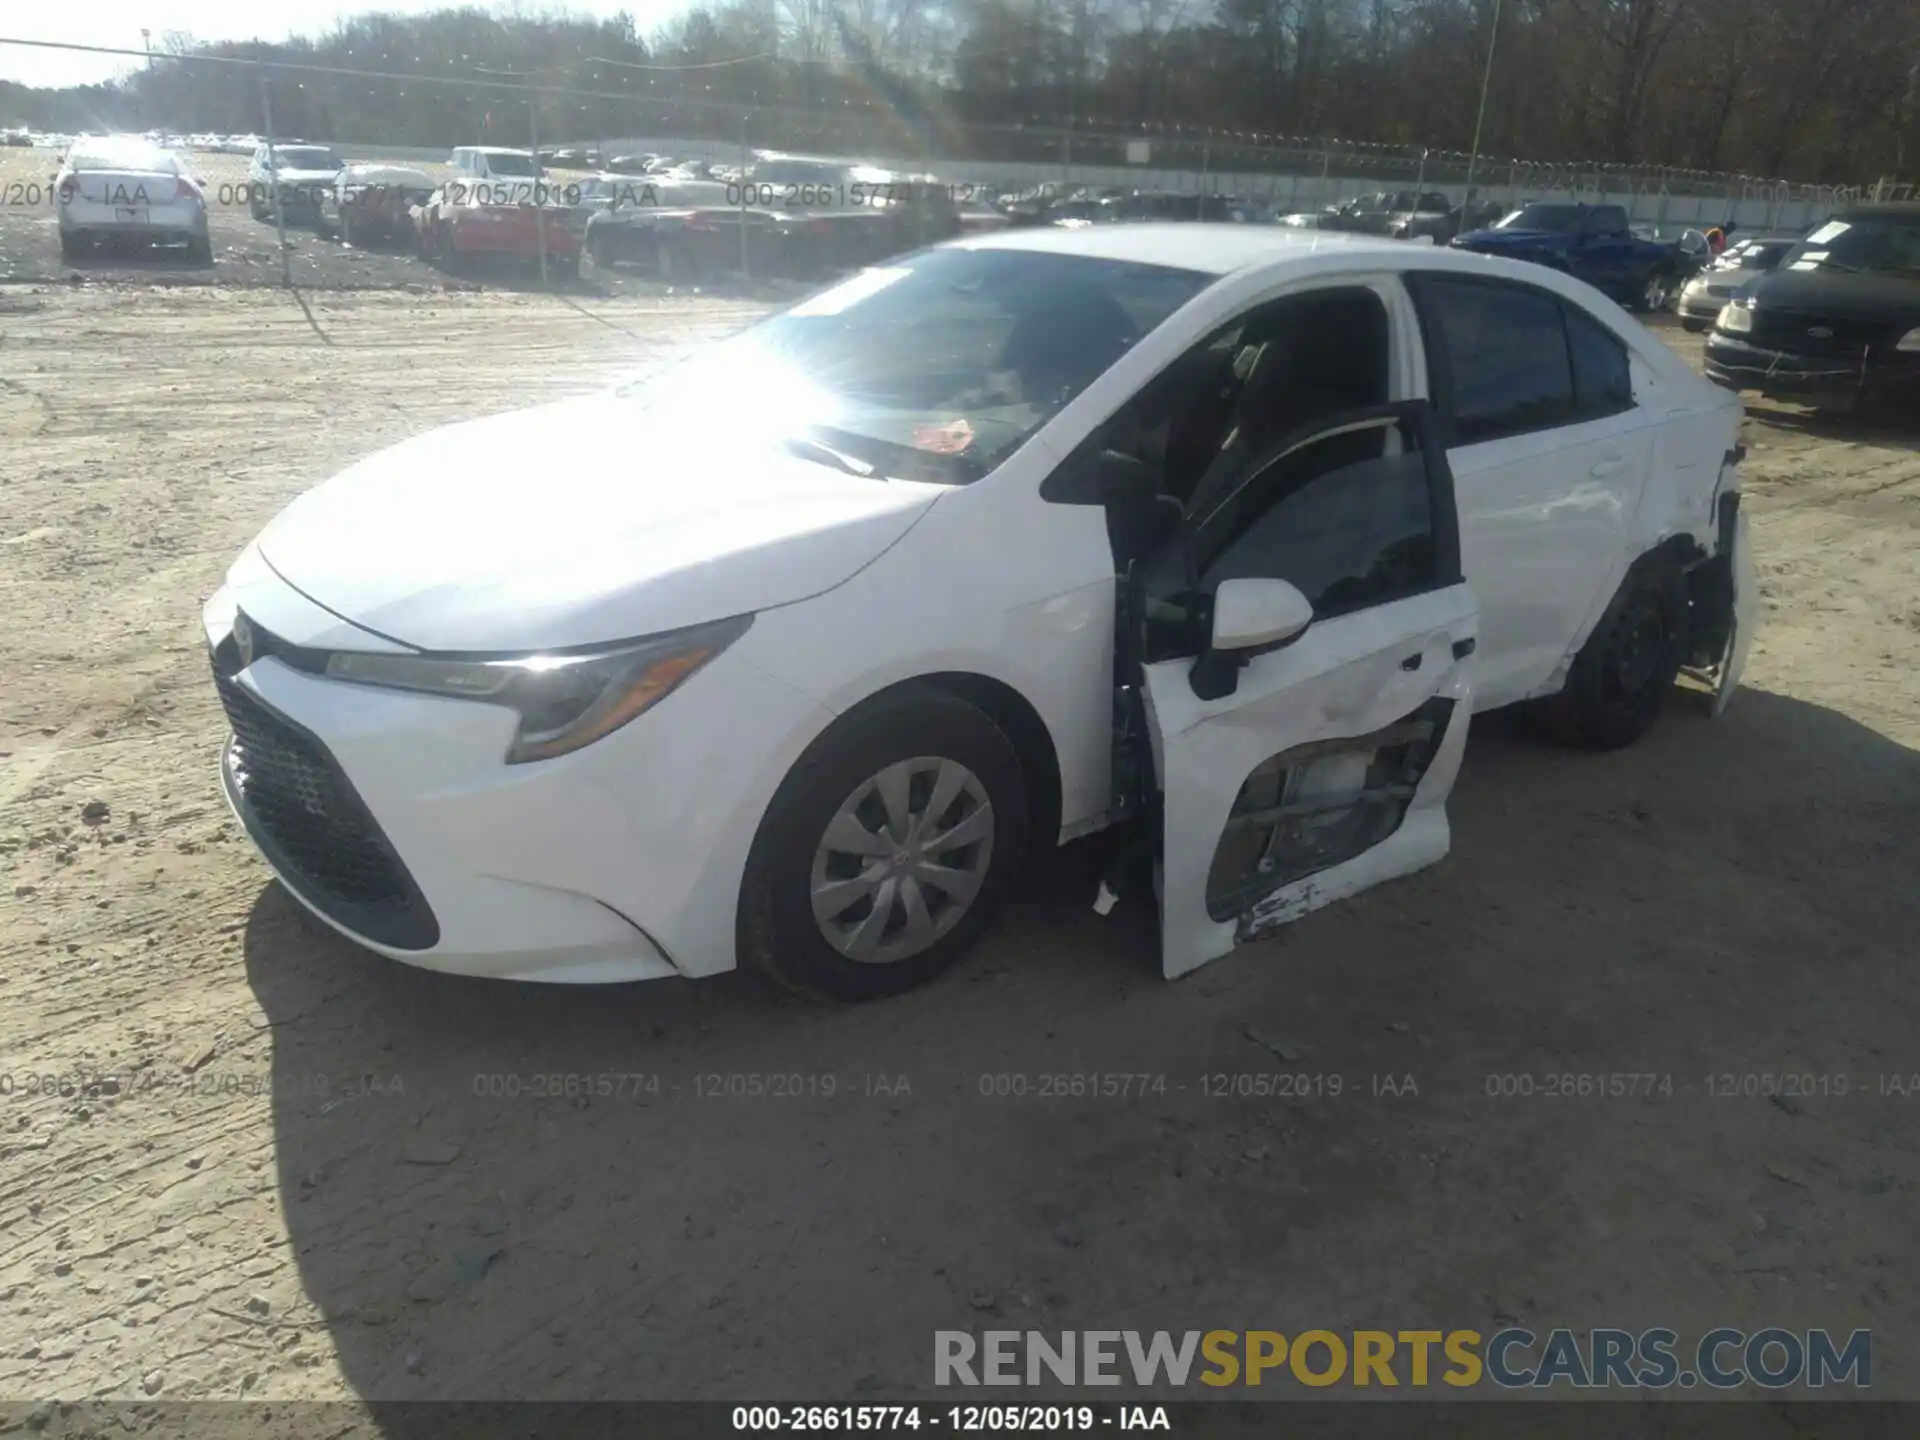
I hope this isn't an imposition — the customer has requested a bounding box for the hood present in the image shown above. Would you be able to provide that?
[1744,267,1920,325]
[254,393,943,653]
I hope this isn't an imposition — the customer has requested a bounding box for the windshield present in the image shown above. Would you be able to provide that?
[1499,204,1588,232]
[274,147,340,170]
[480,152,538,177]
[1784,214,1920,275]
[751,160,848,185]
[616,247,1210,484]
[1498,204,1585,232]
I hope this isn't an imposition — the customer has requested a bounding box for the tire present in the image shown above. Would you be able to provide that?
[739,690,1029,1002]
[1680,317,1709,333]
[1534,557,1690,751]
[185,232,212,266]
[1633,269,1670,313]
[59,228,83,261]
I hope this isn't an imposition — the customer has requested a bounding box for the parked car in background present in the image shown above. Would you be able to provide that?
[1321,192,1392,234]
[318,163,437,248]
[204,226,1751,999]
[1386,192,1458,243]
[3,126,32,147]
[1705,205,1920,411]
[56,134,211,264]
[247,141,343,223]
[1452,202,1690,311]
[1676,234,1800,331]
[414,149,582,277]
[1107,191,1248,223]
[547,147,604,169]
[606,154,665,175]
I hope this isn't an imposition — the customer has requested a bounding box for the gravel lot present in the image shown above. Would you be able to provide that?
[2,277,1918,1418]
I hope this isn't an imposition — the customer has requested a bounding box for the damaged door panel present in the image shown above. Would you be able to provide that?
[1131,401,1480,979]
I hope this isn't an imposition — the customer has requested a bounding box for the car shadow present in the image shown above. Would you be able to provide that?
[248,684,1920,1408]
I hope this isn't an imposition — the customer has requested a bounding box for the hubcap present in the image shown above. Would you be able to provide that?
[810,757,994,965]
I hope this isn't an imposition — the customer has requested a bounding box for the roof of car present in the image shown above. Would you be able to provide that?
[954,223,1428,275]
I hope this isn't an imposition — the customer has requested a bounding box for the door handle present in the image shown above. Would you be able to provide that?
[1590,457,1629,478]
[1400,653,1423,671]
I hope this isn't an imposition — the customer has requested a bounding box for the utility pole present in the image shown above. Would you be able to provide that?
[141,30,152,133]
[259,65,291,288]
[476,65,549,285]
[1462,0,1503,208]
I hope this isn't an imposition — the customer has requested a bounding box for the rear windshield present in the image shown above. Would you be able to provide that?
[480,152,538,177]
[273,147,340,170]
[69,140,179,172]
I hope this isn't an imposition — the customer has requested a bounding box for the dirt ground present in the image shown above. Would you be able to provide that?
[2,282,1918,1416]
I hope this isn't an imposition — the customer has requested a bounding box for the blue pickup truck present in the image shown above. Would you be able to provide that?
[1450,201,1695,311]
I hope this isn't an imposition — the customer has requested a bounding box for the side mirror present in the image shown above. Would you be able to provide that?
[1190,578,1313,701]
[1211,576,1312,653]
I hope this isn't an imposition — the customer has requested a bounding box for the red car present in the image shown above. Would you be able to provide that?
[412,162,581,277]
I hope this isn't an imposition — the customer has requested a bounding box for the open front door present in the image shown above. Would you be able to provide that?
[1135,403,1480,979]
[1711,501,1755,718]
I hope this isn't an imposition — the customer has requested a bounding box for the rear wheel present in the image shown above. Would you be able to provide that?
[185,232,212,266]
[1534,558,1690,750]
[740,691,1029,1002]
[59,228,86,261]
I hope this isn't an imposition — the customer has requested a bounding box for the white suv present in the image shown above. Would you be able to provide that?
[203,226,1752,998]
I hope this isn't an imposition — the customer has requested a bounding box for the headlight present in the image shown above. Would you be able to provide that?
[1717,301,1755,334]
[1898,326,1920,353]
[322,614,751,764]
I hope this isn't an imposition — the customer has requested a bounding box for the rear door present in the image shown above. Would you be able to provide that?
[1137,404,1479,979]
[1404,272,1650,709]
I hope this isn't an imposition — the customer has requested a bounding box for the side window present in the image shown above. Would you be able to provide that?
[1591,205,1629,237]
[1053,286,1392,522]
[1197,418,1438,618]
[1564,305,1634,420]
[1137,410,1458,662]
[1414,276,1575,444]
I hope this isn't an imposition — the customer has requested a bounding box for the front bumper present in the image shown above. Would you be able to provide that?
[1702,333,1920,404]
[200,576,830,983]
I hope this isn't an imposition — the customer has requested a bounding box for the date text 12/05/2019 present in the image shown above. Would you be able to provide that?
[732,1406,1170,1431]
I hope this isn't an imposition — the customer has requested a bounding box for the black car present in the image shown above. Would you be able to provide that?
[1703,205,1920,411]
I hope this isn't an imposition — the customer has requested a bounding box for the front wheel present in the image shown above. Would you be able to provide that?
[1533,559,1690,750]
[1680,317,1709,333]
[740,691,1029,1002]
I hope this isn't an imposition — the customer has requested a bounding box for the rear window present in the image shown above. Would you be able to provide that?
[480,152,538,177]
[69,140,178,172]
[274,147,340,170]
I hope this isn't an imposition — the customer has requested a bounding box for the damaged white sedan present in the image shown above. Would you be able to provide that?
[203,225,1753,998]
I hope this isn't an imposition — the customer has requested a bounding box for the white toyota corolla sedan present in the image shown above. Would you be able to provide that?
[203,225,1754,999]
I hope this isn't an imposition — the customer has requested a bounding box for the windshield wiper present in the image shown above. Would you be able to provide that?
[784,434,881,479]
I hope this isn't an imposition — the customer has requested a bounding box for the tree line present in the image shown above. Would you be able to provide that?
[2,0,1916,184]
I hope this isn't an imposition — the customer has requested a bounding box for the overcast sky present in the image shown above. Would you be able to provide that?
[1,1,692,89]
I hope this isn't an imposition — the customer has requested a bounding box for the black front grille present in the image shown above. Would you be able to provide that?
[1750,309,1891,358]
[212,633,439,950]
